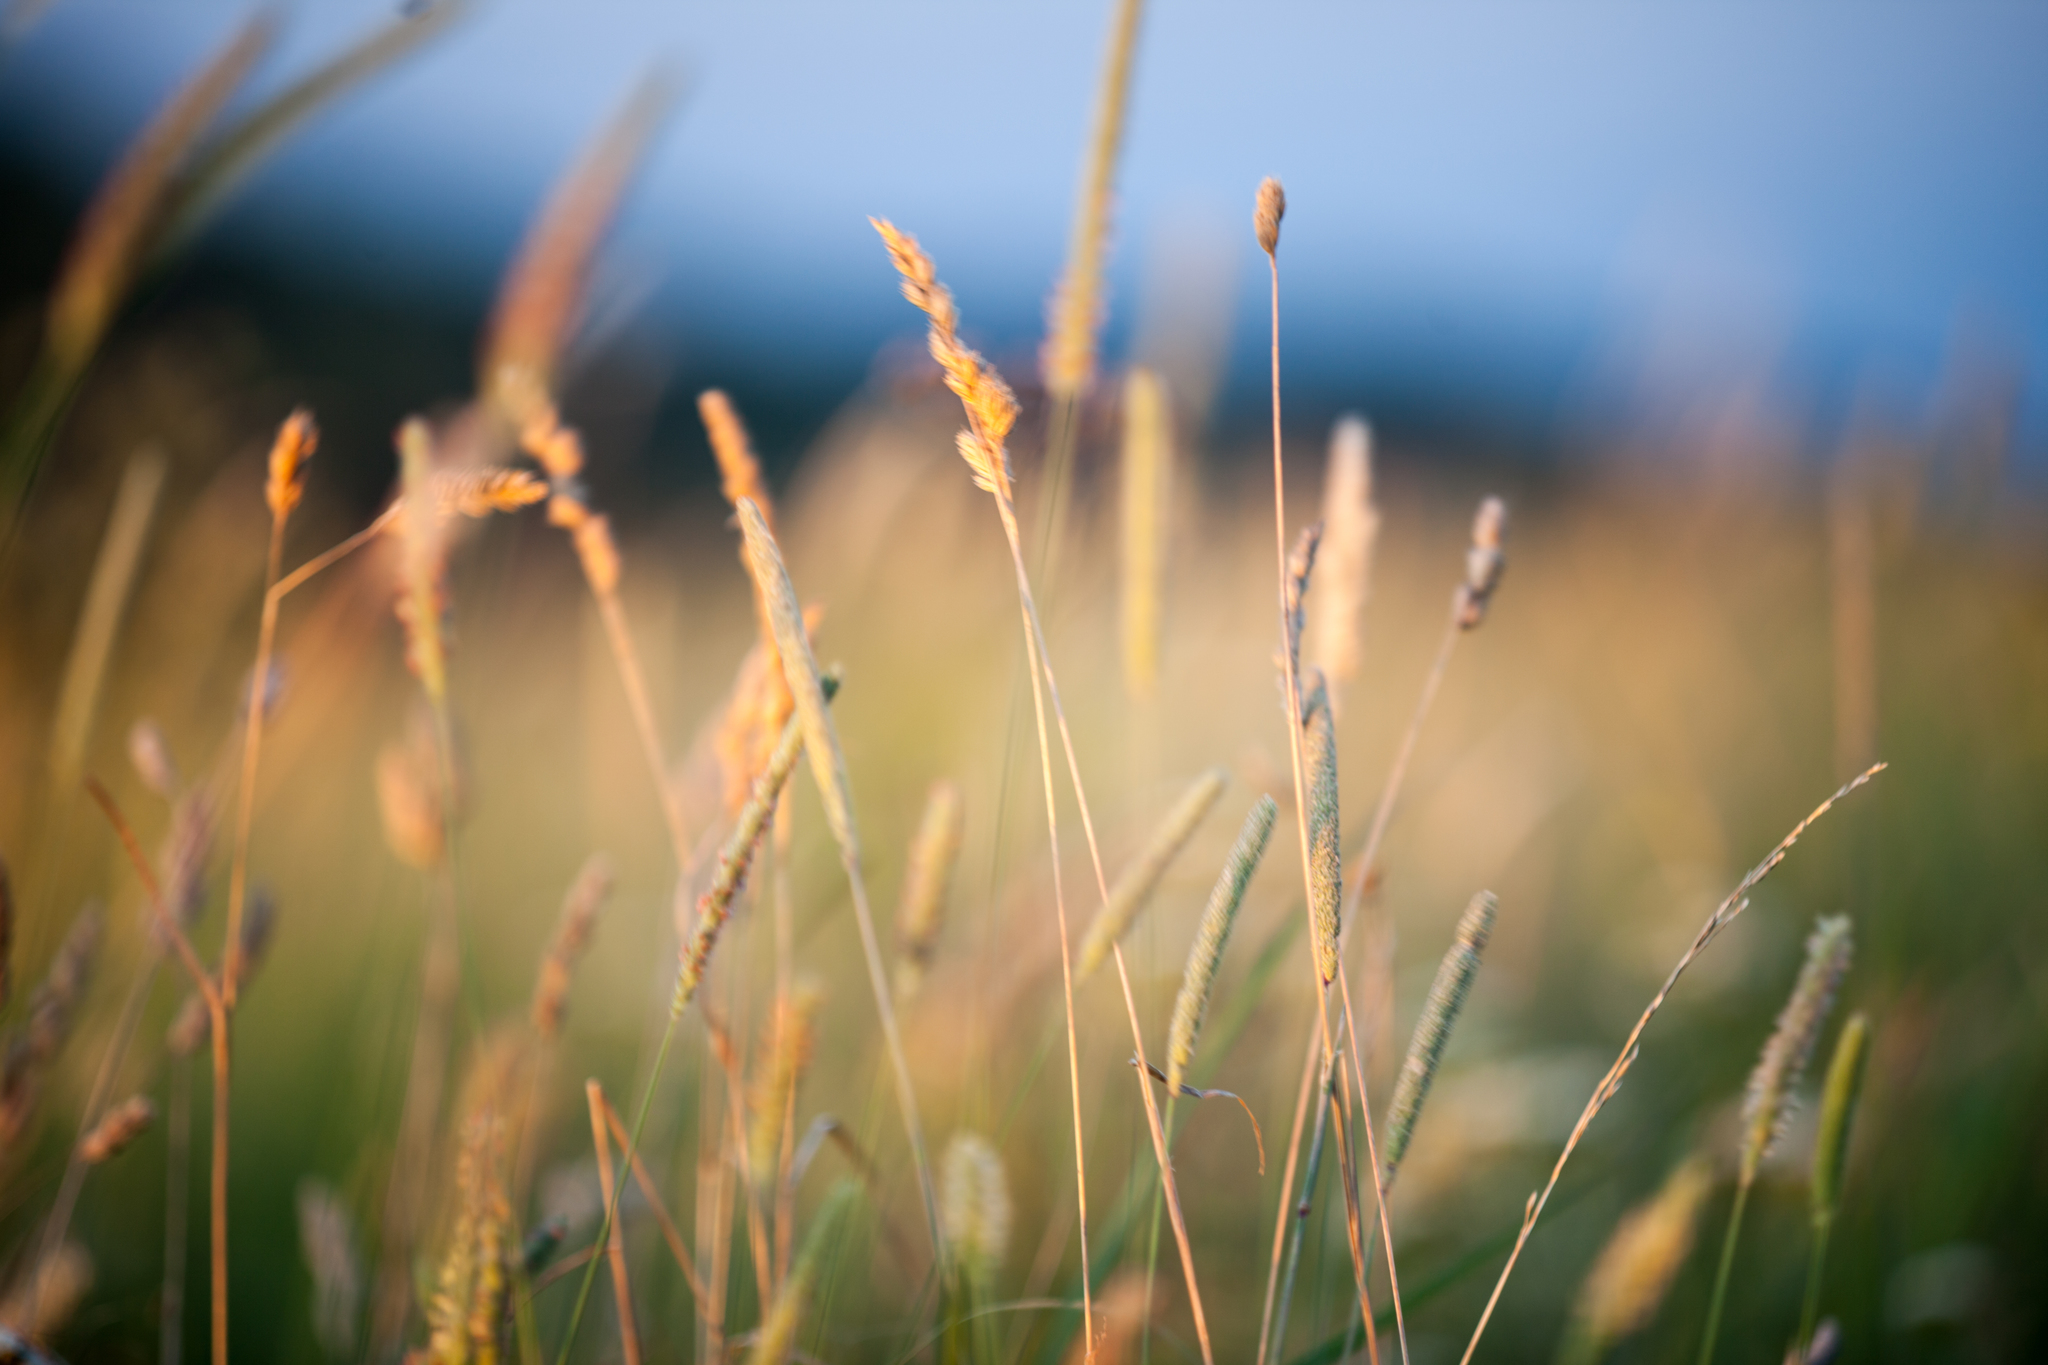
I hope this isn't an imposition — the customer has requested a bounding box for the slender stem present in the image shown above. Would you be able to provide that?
[1337,970,1408,1365]
[1138,1096,1177,1365]
[224,512,286,1010]
[995,492,1096,1359]
[1271,1057,1337,1362]
[599,1092,709,1308]
[585,1081,643,1365]
[161,1056,192,1365]
[81,779,228,1365]
[1342,612,1460,930]
[269,503,397,601]
[1256,1024,1323,1365]
[1795,1216,1831,1361]
[1698,1179,1751,1365]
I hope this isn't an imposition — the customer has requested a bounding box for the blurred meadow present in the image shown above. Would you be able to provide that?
[0,4,2043,1365]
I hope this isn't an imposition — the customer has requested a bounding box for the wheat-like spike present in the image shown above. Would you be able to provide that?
[79,1095,154,1164]
[1120,367,1170,700]
[1301,673,1341,985]
[748,981,822,1190]
[1381,891,1496,1179]
[674,674,838,1017]
[1076,767,1228,980]
[1558,1157,1713,1365]
[699,389,771,527]
[941,1132,1012,1287]
[870,219,1017,501]
[894,779,964,1000]
[1042,0,1145,400]
[1167,796,1278,1091]
[264,407,317,522]
[1810,1011,1869,1224]
[748,1179,861,1365]
[1309,416,1377,709]
[1454,496,1508,630]
[734,496,942,1262]
[531,854,614,1039]
[1741,916,1853,1185]
[434,467,547,520]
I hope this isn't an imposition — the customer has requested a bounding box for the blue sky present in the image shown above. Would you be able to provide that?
[4,0,2044,448]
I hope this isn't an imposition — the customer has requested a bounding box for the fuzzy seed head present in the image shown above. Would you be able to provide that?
[1283,521,1322,679]
[1302,674,1341,984]
[1563,1156,1713,1362]
[1120,367,1171,699]
[435,467,547,520]
[1455,495,1509,630]
[1254,178,1286,255]
[1167,795,1278,1091]
[941,1132,1012,1286]
[297,1179,363,1361]
[80,1094,154,1163]
[895,780,965,1000]
[1077,768,1229,980]
[127,718,180,799]
[1741,915,1853,1185]
[1382,891,1496,1178]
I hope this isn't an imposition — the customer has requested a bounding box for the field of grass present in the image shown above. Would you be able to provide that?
[0,9,2044,1365]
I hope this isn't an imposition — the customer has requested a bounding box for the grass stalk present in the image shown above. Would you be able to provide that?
[1456,766,1884,1365]
[1696,1182,1749,1365]
[585,1080,643,1365]
[83,779,228,1365]
[1797,1013,1869,1359]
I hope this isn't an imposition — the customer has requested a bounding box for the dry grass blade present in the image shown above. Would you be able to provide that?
[155,2,470,257]
[1134,1060,1265,1172]
[41,16,270,376]
[596,1093,709,1308]
[584,1081,642,1365]
[735,497,943,1258]
[1458,764,1886,1365]
[48,448,166,791]
[483,72,675,411]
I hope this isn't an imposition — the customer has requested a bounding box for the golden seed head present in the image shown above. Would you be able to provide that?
[80,1094,155,1163]
[1120,367,1171,700]
[265,407,319,522]
[747,980,824,1186]
[700,389,772,528]
[435,467,548,520]
[871,218,1017,500]
[1309,416,1378,704]
[1564,1156,1713,1359]
[894,779,965,1000]
[1254,177,1286,255]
